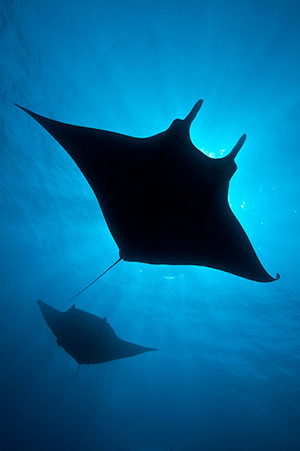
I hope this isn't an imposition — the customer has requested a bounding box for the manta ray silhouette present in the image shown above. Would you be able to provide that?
[37,301,157,365]
[17,100,279,284]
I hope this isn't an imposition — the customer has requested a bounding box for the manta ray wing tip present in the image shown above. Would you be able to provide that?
[14,103,28,113]
[266,271,280,282]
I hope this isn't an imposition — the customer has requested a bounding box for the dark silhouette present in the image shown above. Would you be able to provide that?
[17,100,279,283]
[37,301,157,365]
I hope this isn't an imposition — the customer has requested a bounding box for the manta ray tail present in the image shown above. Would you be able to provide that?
[75,364,81,379]
[69,257,122,301]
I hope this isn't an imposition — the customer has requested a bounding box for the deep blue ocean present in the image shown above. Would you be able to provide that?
[1,1,300,450]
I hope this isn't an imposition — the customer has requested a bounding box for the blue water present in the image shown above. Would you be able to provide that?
[1,1,300,450]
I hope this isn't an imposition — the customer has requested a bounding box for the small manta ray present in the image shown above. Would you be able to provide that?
[17,100,279,288]
[37,300,157,366]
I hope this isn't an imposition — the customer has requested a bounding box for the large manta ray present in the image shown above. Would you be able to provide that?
[16,100,279,283]
[37,301,157,365]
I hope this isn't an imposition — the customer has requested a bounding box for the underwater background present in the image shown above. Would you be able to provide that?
[1,1,300,450]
